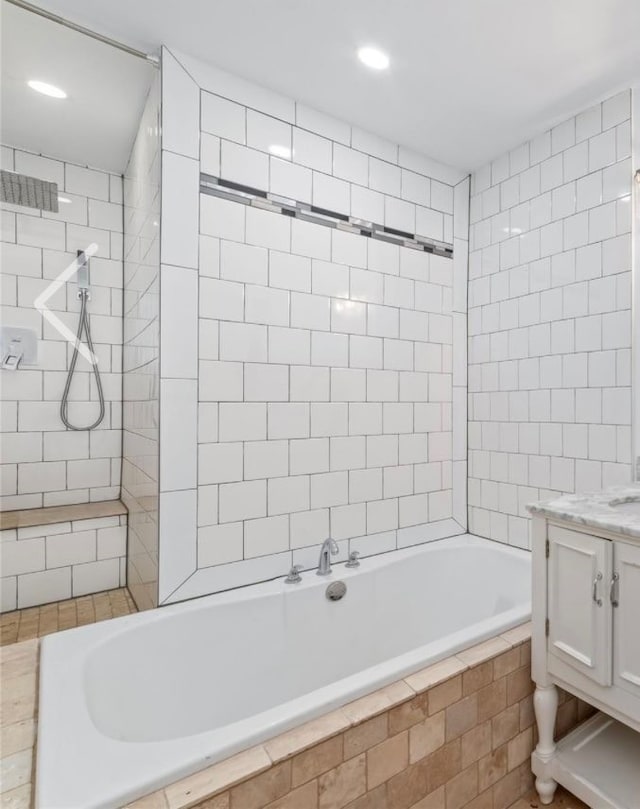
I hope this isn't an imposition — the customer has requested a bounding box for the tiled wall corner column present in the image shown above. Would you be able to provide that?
[632,84,640,479]
[122,74,161,611]
[158,47,468,604]
[156,50,200,604]
[468,90,633,548]
[453,177,470,530]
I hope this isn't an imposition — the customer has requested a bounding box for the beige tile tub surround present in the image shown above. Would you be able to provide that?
[125,622,542,809]
[128,621,592,809]
[0,622,593,809]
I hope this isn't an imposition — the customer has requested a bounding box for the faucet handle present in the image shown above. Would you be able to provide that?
[346,550,360,568]
[285,564,303,584]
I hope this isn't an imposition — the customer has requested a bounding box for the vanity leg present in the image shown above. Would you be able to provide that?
[533,683,558,805]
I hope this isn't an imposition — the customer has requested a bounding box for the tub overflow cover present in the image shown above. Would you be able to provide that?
[326,581,347,601]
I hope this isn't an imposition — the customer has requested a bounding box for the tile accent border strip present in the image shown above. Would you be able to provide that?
[201,173,455,258]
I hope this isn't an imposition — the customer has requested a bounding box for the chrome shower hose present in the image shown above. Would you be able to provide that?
[60,288,105,430]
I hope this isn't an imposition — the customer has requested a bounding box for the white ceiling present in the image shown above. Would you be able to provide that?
[1,1,155,173]
[7,0,640,171]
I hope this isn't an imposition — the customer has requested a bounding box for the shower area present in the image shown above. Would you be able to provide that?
[1,0,472,615]
[0,0,159,612]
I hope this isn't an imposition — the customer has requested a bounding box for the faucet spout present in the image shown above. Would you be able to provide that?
[317,537,339,576]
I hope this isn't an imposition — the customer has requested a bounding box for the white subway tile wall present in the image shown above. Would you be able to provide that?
[0,148,123,510]
[0,514,127,611]
[157,49,468,604]
[121,75,161,611]
[468,90,633,549]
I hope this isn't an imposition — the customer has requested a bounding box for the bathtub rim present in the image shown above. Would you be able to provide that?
[35,533,531,809]
[54,531,526,631]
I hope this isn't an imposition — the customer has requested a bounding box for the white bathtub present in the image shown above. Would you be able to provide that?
[36,534,530,808]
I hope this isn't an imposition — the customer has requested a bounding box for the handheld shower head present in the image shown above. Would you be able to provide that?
[76,250,89,292]
[60,248,104,430]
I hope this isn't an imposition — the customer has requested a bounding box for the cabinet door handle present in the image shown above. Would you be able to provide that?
[610,572,619,607]
[592,571,603,606]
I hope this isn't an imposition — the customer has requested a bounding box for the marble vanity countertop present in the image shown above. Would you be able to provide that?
[527,484,640,540]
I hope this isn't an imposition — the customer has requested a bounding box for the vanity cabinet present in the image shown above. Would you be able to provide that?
[546,524,640,697]
[546,525,613,688]
[613,541,640,701]
[530,515,640,808]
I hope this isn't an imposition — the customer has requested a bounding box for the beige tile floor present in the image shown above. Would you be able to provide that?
[0,587,137,646]
[0,594,590,809]
[510,786,590,808]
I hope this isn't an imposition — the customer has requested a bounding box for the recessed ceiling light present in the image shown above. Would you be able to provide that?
[58,196,72,204]
[269,144,291,159]
[357,46,390,71]
[27,80,67,99]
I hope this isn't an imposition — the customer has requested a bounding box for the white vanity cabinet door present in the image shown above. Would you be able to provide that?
[547,525,613,686]
[613,540,640,700]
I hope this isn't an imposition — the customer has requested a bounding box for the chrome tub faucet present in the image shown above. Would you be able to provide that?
[317,538,339,576]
